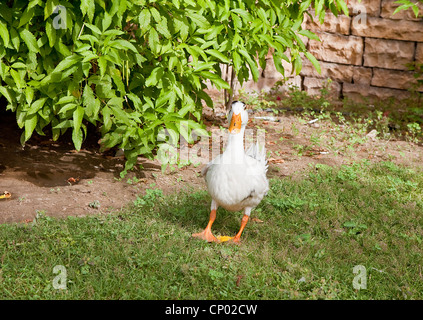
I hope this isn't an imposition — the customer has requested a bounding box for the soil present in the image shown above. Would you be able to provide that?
[1,99,423,224]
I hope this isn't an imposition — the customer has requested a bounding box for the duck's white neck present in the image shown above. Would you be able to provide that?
[224,127,245,164]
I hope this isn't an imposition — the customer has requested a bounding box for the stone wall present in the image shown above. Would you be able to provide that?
[241,0,423,102]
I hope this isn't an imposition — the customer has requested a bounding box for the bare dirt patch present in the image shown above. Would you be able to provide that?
[1,102,423,224]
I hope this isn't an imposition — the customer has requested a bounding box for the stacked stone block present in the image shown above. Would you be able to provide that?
[242,0,423,102]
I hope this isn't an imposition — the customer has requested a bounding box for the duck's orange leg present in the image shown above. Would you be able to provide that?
[232,214,249,243]
[192,208,219,242]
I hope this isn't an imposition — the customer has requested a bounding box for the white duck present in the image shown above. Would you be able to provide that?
[192,101,269,243]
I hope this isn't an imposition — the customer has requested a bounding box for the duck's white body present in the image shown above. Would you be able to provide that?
[193,101,269,243]
[203,138,269,213]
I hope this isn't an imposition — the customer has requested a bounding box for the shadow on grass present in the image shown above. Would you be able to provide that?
[130,186,258,240]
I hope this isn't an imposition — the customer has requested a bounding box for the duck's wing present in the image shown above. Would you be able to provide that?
[201,154,223,178]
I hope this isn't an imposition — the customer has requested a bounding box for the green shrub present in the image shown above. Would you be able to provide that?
[0,0,348,175]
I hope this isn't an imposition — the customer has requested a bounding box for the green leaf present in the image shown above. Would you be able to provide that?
[305,52,321,74]
[192,61,215,72]
[178,18,189,42]
[18,7,35,28]
[52,54,82,74]
[72,128,83,150]
[127,93,142,111]
[231,8,252,22]
[83,85,96,115]
[272,51,287,75]
[45,20,56,47]
[139,9,151,32]
[300,0,313,13]
[0,20,9,47]
[58,103,77,114]
[257,7,268,22]
[205,49,230,63]
[25,86,34,105]
[146,67,164,87]
[10,69,25,89]
[19,29,39,53]
[315,0,325,23]
[102,12,112,31]
[85,23,102,35]
[79,34,98,46]
[148,28,159,53]
[187,11,210,28]
[412,4,420,18]
[0,63,8,79]
[149,7,161,23]
[156,19,171,39]
[298,29,320,41]
[109,39,138,53]
[294,55,303,75]
[81,0,95,22]
[110,105,131,126]
[44,0,59,19]
[98,56,108,78]
[56,96,76,105]
[238,48,259,82]
[73,105,85,134]
[24,113,38,143]
[337,0,349,16]
[52,120,73,129]
[210,77,230,90]
[54,38,72,56]
[28,97,48,115]
[0,86,14,104]
[102,29,124,37]
[111,68,126,93]
[10,27,19,51]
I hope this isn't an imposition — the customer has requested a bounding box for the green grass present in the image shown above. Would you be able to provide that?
[1,161,423,299]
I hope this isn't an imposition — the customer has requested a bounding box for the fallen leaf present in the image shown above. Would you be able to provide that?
[217,235,234,242]
[268,158,285,164]
[67,177,80,185]
[252,217,264,223]
[236,275,244,287]
[0,191,11,199]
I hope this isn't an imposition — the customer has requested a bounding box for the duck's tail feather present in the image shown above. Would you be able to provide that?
[246,141,268,173]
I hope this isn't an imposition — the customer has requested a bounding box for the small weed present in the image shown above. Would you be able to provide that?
[342,221,368,236]
[405,122,422,143]
[133,188,164,207]
[88,200,100,209]
[126,177,140,185]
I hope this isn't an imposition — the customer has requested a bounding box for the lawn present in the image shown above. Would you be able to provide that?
[1,160,422,299]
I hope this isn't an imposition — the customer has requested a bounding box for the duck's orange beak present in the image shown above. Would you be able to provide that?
[229,113,242,133]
